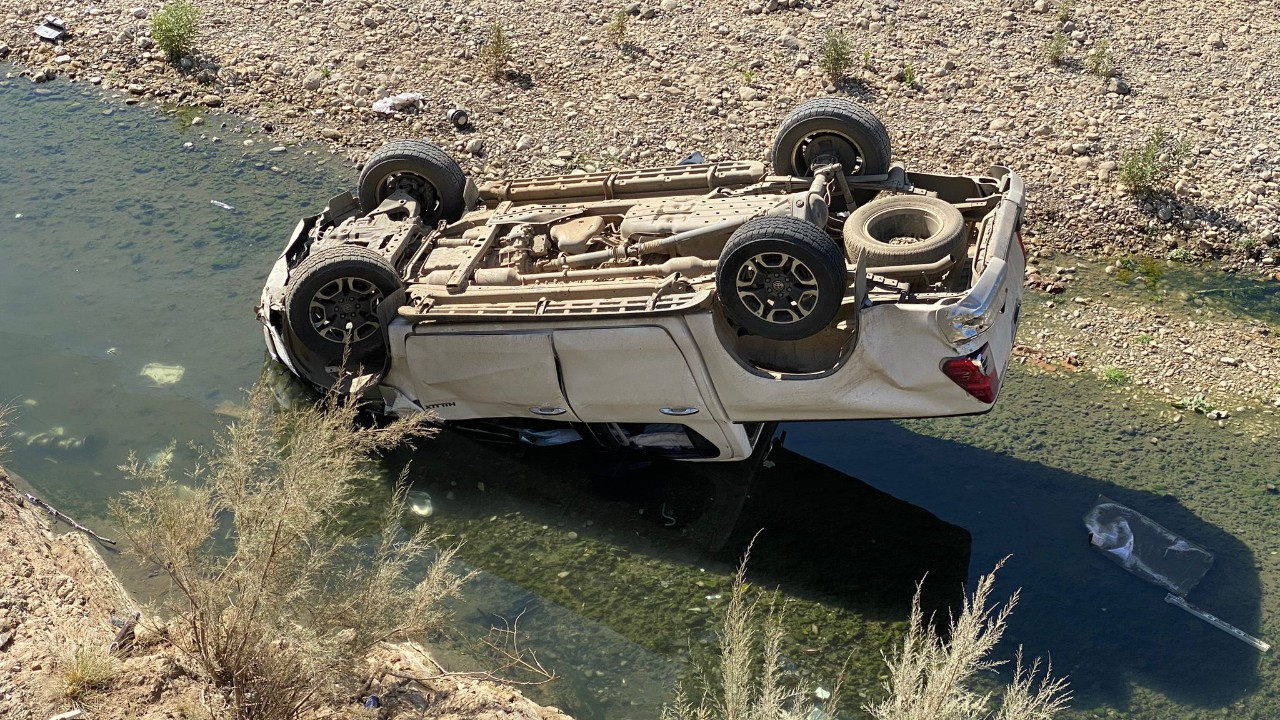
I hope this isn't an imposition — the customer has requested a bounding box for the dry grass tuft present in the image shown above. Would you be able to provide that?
[55,643,116,701]
[665,540,831,720]
[865,558,1071,720]
[112,379,469,720]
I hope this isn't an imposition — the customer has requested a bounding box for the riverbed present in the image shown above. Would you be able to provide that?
[2,72,1278,719]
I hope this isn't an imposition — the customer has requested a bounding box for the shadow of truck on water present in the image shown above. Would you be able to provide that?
[783,419,1263,714]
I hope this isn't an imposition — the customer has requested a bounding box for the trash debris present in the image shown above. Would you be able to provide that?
[677,150,706,165]
[1084,496,1213,595]
[372,92,424,115]
[141,363,185,386]
[362,695,380,709]
[446,108,470,128]
[34,16,67,41]
[1084,496,1269,652]
[210,199,235,211]
[405,490,434,518]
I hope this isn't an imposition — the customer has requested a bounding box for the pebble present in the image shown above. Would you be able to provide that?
[202,94,223,107]
[464,137,484,154]
[268,146,287,154]
[320,128,341,140]
[515,134,535,151]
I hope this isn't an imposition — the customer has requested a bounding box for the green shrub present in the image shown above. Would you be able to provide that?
[820,30,855,83]
[1086,38,1115,77]
[1102,366,1128,386]
[1046,31,1068,64]
[606,11,627,48]
[480,23,513,79]
[902,61,917,85]
[1119,128,1189,195]
[151,0,200,62]
[1056,0,1075,22]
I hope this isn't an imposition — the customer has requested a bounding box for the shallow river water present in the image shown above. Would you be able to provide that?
[2,72,1279,719]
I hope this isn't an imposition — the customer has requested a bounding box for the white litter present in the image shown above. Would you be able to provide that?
[210,200,235,210]
[141,363,185,386]
[372,92,424,115]
[406,490,434,518]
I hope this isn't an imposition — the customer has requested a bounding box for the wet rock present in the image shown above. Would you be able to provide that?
[202,94,222,107]
[127,83,146,95]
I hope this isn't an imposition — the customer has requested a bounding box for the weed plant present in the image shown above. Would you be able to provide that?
[481,23,513,79]
[152,0,200,62]
[1102,366,1128,386]
[820,30,855,83]
[866,559,1071,720]
[113,381,469,720]
[1119,128,1190,195]
[56,643,116,701]
[667,552,1069,720]
[1046,31,1068,65]
[1086,39,1115,77]
[606,11,628,48]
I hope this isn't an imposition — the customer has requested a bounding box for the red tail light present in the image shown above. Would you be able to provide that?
[941,344,1000,403]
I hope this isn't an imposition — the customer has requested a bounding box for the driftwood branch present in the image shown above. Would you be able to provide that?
[23,493,117,546]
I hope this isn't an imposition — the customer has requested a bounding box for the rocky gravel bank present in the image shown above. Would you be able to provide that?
[3,0,1278,271]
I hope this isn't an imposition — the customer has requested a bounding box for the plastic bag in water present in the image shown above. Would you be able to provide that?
[1083,495,1214,596]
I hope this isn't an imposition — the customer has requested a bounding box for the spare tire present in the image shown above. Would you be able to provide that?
[716,216,847,341]
[358,140,468,225]
[771,97,892,208]
[284,245,403,360]
[842,194,967,268]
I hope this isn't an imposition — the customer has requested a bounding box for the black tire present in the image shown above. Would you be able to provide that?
[357,140,467,225]
[284,245,403,360]
[770,97,892,208]
[716,216,847,341]
[842,194,967,267]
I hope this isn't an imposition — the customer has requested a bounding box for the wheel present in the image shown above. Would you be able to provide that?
[357,140,467,225]
[842,194,967,268]
[770,97,892,208]
[716,216,848,341]
[284,245,403,360]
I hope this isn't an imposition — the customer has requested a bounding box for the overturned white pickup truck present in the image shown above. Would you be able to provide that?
[258,98,1026,461]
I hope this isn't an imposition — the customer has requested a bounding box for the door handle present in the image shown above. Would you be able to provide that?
[659,406,699,416]
[529,406,567,416]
